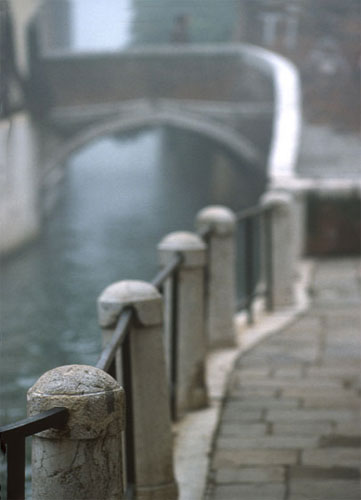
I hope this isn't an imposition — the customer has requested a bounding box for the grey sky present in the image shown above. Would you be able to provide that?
[73,0,133,51]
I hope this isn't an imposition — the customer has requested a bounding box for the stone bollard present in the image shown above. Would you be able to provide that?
[196,206,237,349]
[158,231,208,419]
[291,187,306,266]
[261,190,294,308]
[97,280,178,500]
[28,365,124,500]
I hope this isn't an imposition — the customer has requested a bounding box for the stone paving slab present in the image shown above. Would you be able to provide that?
[219,422,268,437]
[288,480,360,500]
[213,449,299,467]
[302,448,360,468]
[296,123,361,180]
[210,483,286,500]
[206,259,361,500]
[215,467,285,484]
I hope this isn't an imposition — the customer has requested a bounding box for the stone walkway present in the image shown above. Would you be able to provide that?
[205,258,361,500]
[296,122,361,180]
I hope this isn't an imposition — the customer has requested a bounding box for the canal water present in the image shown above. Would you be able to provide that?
[1,1,266,494]
[0,128,265,427]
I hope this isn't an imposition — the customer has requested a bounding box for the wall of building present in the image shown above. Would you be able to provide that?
[9,0,41,75]
[0,1,42,255]
[0,113,40,255]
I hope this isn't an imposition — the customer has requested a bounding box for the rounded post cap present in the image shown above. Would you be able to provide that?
[98,280,162,327]
[261,190,293,213]
[158,231,206,268]
[27,365,124,439]
[196,205,236,235]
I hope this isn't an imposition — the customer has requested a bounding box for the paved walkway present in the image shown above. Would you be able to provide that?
[205,258,361,500]
[296,122,361,180]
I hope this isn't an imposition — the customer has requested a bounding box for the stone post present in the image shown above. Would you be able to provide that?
[97,281,178,500]
[261,191,294,307]
[158,231,208,419]
[27,365,124,500]
[196,206,237,348]
[291,187,306,266]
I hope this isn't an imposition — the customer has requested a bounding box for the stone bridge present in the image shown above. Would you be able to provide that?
[40,44,300,190]
[1,43,301,254]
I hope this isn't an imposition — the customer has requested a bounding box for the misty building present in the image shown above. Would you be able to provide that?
[38,0,72,53]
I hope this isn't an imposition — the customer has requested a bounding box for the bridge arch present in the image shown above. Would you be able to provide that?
[42,104,266,192]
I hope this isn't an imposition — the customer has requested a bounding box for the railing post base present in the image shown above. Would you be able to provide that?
[261,191,295,308]
[196,206,237,349]
[98,280,178,500]
[28,365,124,500]
[158,231,208,419]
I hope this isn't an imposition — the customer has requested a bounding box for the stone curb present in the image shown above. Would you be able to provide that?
[173,260,314,500]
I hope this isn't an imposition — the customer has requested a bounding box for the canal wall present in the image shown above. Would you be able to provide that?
[0,113,40,254]
[0,1,41,254]
[0,110,64,255]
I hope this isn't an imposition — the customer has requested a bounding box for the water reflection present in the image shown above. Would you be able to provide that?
[0,128,264,424]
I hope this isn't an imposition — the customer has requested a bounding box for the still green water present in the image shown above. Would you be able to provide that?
[0,127,264,424]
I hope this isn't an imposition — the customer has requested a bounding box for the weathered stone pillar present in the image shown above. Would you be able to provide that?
[98,281,178,500]
[28,365,124,500]
[196,206,237,348]
[291,187,306,265]
[261,191,294,307]
[158,231,208,419]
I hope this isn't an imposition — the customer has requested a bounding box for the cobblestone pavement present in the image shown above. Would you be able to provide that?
[296,122,361,180]
[206,259,361,500]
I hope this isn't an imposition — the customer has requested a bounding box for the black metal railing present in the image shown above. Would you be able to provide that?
[93,251,184,498]
[151,252,183,290]
[95,305,135,499]
[0,407,69,500]
[152,251,183,420]
[197,223,212,241]
[0,203,275,500]
[0,253,184,500]
[235,204,273,323]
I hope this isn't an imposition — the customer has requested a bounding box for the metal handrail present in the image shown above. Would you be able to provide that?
[0,407,69,500]
[0,202,275,499]
[235,204,265,221]
[197,223,212,240]
[0,408,69,440]
[235,203,273,322]
[96,307,134,372]
[151,252,183,290]
[95,306,135,499]
[90,251,184,496]
[151,253,183,420]
[237,282,266,311]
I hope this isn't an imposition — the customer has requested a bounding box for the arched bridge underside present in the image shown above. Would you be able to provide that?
[43,101,265,189]
[41,44,301,193]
